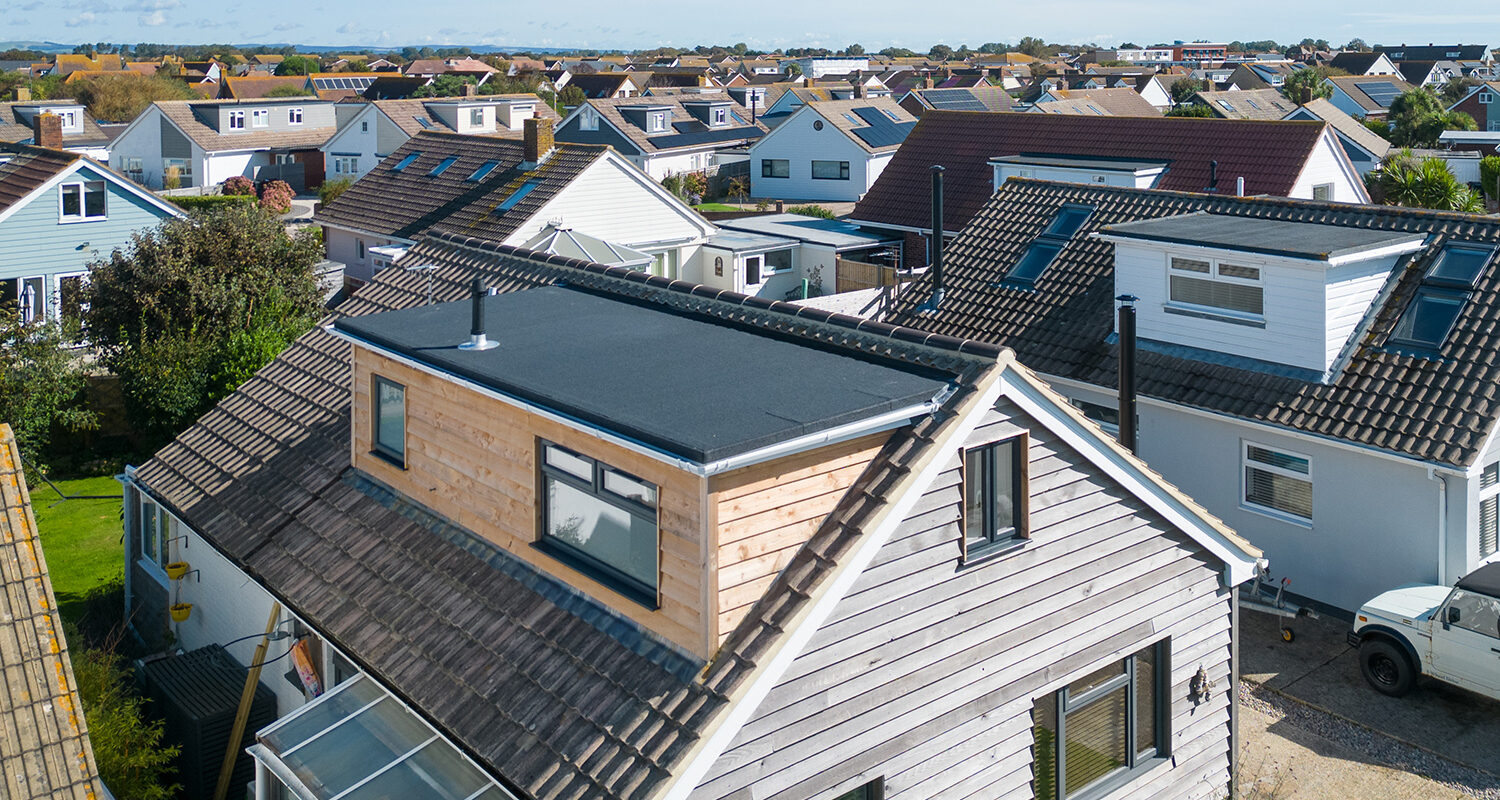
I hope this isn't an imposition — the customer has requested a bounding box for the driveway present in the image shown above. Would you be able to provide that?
[1241,607,1500,791]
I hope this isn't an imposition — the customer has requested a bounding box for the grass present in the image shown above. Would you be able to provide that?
[28,475,125,626]
[693,202,745,212]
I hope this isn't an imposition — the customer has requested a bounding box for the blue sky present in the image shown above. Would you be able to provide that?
[5,0,1499,51]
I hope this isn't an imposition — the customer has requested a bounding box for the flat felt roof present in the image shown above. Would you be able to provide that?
[334,286,952,462]
[1099,213,1427,261]
[715,214,899,250]
[990,154,1169,172]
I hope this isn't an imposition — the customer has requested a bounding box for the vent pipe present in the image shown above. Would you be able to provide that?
[1208,159,1219,192]
[918,165,945,313]
[459,277,499,351]
[1236,176,1245,197]
[1117,295,1138,452]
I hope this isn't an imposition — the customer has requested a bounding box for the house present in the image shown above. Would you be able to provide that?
[217,75,316,100]
[1327,51,1401,76]
[881,177,1500,612]
[564,72,641,99]
[318,95,561,180]
[1172,42,1229,63]
[1027,88,1163,117]
[1448,81,1500,132]
[786,55,871,78]
[698,213,901,297]
[1323,75,1416,119]
[849,112,1368,268]
[0,423,104,800]
[1395,60,1462,88]
[403,57,498,81]
[0,100,112,159]
[1226,63,1301,91]
[1192,88,1298,120]
[307,72,385,101]
[314,124,715,284]
[1284,97,1391,174]
[748,98,915,202]
[122,227,1260,800]
[554,95,767,180]
[1376,43,1493,67]
[0,141,183,324]
[107,98,338,190]
[899,86,1016,117]
[1134,73,1176,109]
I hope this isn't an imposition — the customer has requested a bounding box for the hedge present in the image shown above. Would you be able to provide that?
[168,195,257,212]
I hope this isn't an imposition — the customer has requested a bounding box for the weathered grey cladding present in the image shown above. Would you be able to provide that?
[160,121,191,159]
[690,398,1235,800]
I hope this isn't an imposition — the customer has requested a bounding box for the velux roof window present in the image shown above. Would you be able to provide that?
[495,179,541,213]
[427,156,459,177]
[1000,204,1094,287]
[390,152,422,171]
[1389,242,1496,352]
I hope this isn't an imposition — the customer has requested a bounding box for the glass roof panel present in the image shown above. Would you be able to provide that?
[1426,243,1494,288]
[281,696,433,797]
[344,740,490,800]
[262,677,382,755]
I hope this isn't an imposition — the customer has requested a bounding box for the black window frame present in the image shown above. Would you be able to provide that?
[811,159,850,180]
[537,440,661,608]
[1388,242,1496,354]
[371,376,406,467]
[832,778,885,800]
[961,434,1029,562]
[999,203,1093,288]
[761,158,790,178]
[1033,640,1172,800]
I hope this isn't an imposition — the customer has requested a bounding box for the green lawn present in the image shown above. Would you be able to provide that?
[693,202,746,212]
[29,475,125,625]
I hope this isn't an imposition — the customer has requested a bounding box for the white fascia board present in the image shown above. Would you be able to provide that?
[0,156,183,226]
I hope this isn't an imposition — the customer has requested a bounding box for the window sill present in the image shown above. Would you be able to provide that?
[1163,303,1265,328]
[1077,755,1173,800]
[533,540,660,610]
[810,177,851,181]
[1240,502,1313,529]
[369,449,407,470]
[961,537,1027,567]
[59,216,107,224]
[136,557,169,587]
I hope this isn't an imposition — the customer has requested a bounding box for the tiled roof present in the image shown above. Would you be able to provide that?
[0,145,80,215]
[1297,97,1391,158]
[0,424,103,800]
[133,230,1000,799]
[1326,75,1416,113]
[152,100,336,152]
[804,97,916,153]
[368,96,560,139]
[886,179,1500,467]
[0,102,111,145]
[569,96,767,155]
[904,86,1016,112]
[1377,44,1492,62]
[851,111,1331,234]
[1194,88,1298,120]
[1031,88,1162,117]
[564,73,638,98]
[314,130,606,241]
[219,76,313,99]
[1329,52,1387,75]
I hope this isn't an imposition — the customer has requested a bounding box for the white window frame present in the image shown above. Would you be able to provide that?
[252,108,269,128]
[469,107,485,127]
[11,275,46,324]
[649,111,667,132]
[288,107,304,125]
[55,109,80,130]
[1241,440,1314,525]
[1312,183,1334,201]
[136,494,172,585]
[713,107,727,125]
[163,158,193,188]
[1481,92,1495,105]
[58,180,107,222]
[228,109,245,130]
[1165,254,1265,323]
[580,108,599,131]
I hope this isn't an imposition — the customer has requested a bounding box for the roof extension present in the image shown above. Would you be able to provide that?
[1099,213,1425,261]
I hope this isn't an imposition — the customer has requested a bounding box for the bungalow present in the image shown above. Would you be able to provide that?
[0,141,183,324]
[0,100,112,159]
[1027,88,1163,117]
[1396,60,1462,88]
[1326,51,1401,76]
[1192,88,1298,120]
[748,98,916,202]
[121,229,1259,800]
[882,178,1500,612]
[314,123,715,284]
[1284,97,1391,174]
[558,72,640,99]
[1376,43,1493,68]
[849,112,1367,267]
[554,95,767,180]
[899,86,1016,117]
[1323,75,1416,119]
[318,95,560,180]
[107,98,338,190]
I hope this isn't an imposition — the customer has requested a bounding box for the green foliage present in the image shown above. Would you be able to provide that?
[845,44,864,56]
[785,62,803,77]
[1362,117,1393,140]
[72,646,180,799]
[85,205,324,445]
[559,85,586,107]
[0,311,97,468]
[167,194,254,211]
[1388,87,1477,147]
[1366,149,1483,212]
[727,175,750,204]
[787,204,835,219]
[318,177,353,206]
[681,171,708,198]
[1017,36,1051,58]
[1166,103,1214,117]
[1169,77,1208,105]
[69,74,198,122]
[273,55,319,76]
[661,173,683,197]
[265,84,314,97]
[1440,76,1481,105]
[413,74,477,97]
[1480,155,1500,201]
[221,175,255,196]
[1280,67,1333,103]
[929,44,954,61]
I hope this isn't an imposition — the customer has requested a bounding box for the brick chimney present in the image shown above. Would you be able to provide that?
[33,113,63,150]
[523,115,554,167]
[463,82,478,97]
[12,86,30,102]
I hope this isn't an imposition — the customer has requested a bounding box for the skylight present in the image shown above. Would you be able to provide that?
[496,180,541,213]
[467,160,500,182]
[1389,242,1495,352]
[1001,204,1094,286]
[391,152,421,171]
[427,156,458,177]
[414,117,433,129]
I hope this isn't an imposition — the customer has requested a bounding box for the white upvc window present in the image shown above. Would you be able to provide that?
[1480,462,1499,559]
[333,155,359,174]
[713,107,727,125]
[252,108,269,128]
[137,494,172,582]
[288,106,304,124]
[55,109,80,130]
[119,156,144,183]
[59,180,107,221]
[228,109,245,129]
[649,111,667,132]
[580,108,598,131]
[469,107,485,127]
[1242,441,1313,524]
[1166,254,1264,321]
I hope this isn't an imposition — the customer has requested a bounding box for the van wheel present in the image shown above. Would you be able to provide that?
[1359,639,1415,697]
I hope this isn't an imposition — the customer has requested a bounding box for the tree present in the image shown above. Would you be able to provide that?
[879,47,917,58]
[1017,36,1050,58]
[413,74,477,97]
[1389,87,1476,147]
[1117,42,1140,49]
[1366,150,1483,212]
[1169,77,1208,105]
[1362,117,1393,140]
[265,84,314,97]
[0,311,96,468]
[85,205,324,445]
[344,59,369,73]
[1280,66,1333,103]
[1166,103,1214,117]
[274,55,319,76]
[1481,155,1500,202]
[558,85,586,107]
[73,645,180,799]
[1440,76,1481,106]
[785,62,803,77]
[1344,38,1369,52]
[70,74,198,123]
[928,44,954,61]
[845,43,864,56]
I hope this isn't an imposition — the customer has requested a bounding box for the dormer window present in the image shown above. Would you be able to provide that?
[288,107,303,125]
[228,110,245,130]
[538,441,659,605]
[469,107,484,126]
[649,111,667,132]
[1167,256,1263,321]
[252,109,269,128]
[1388,242,1495,352]
[1002,204,1093,287]
[713,107,727,125]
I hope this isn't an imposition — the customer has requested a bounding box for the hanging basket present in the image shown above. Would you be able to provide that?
[169,603,193,623]
[165,562,190,581]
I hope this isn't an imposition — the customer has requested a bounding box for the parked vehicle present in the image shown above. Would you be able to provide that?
[1348,563,1500,700]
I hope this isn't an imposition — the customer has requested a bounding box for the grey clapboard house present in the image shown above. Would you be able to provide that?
[122,230,1260,800]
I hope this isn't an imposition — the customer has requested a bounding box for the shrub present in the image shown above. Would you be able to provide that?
[221,175,255,196]
[167,195,255,212]
[162,166,181,191]
[661,173,684,197]
[1481,155,1500,201]
[681,171,708,198]
[257,179,295,214]
[318,177,353,207]
[1165,103,1214,117]
[787,204,835,219]
[0,311,96,468]
[72,645,180,799]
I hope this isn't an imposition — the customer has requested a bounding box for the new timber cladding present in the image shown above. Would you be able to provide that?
[691,397,1235,800]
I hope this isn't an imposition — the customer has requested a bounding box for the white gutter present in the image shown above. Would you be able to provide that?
[327,326,945,477]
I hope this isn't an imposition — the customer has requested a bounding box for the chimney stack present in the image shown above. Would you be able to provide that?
[1116,295,1139,452]
[463,82,478,97]
[523,116,554,167]
[459,278,499,351]
[33,112,63,150]
[13,86,30,102]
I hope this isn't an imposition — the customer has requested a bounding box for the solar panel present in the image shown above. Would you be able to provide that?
[850,106,916,148]
[923,88,986,111]
[1358,81,1402,106]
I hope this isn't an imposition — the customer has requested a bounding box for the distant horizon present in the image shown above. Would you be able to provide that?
[4,0,1498,54]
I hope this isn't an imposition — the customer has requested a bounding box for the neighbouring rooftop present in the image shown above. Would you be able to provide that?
[1100,213,1427,261]
[714,213,898,250]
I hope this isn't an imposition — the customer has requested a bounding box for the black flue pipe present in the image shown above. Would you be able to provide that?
[470,277,485,338]
[1208,159,1219,192]
[929,165,945,308]
[1117,295,1138,452]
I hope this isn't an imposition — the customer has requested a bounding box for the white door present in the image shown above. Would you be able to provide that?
[1431,588,1500,695]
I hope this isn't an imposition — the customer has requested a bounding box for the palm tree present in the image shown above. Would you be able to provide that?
[1366,150,1484,213]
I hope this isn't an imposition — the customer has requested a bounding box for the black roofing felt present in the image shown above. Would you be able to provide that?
[335,285,952,462]
[1101,213,1427,261]
[1457,561,1500,597]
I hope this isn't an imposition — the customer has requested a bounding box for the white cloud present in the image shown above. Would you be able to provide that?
[273,22,300,31]
[336,22,357,34]
[64,11,96,25]
[139,10,166,25]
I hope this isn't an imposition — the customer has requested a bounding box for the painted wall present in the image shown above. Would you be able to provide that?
[325,227,402,282]
[1288,131,1368,202]
[320,105,385,180]
[106,107,204,190]
[750,109,878,202]
[506,155,714,251]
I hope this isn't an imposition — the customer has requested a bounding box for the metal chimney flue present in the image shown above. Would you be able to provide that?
[1208,160,1219,192]
[918,165,946,313]
[1117,295,1138,452]
[460,277,499,351]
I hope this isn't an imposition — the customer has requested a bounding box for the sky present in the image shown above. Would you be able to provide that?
[4,0,1500,52]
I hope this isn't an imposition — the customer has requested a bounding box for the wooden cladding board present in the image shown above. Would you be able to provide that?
[708,433,890,645]
[691,398,1236,800]
[350,347,714,658]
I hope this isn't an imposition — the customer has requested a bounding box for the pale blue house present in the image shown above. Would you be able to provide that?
[0,143,183,324]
